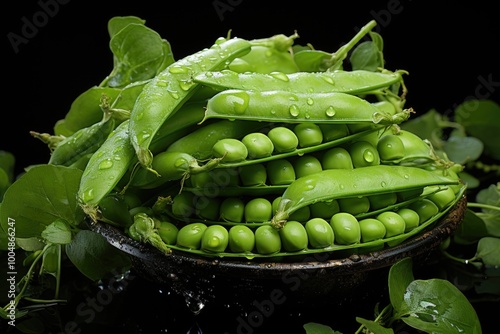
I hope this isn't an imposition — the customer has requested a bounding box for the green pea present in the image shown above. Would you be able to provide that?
[195,196,221,221]
[177,222,208,249]
[348,140,380,168]
[157,221,179,244]
[318,123,350,142]
[220,197,245,223]
[279,221,308,252]
[367,192,398,211]
[255,225,281,254]
[128,206,155,218]
[377,134,405,161]
[171,192,196,219]
[288,205,311,222]
[293,155,323,178]
[427,186,456,210]
[201,225,229,253]
[238,164,267,186]
[212,138,248,162]
[305,218,334,248]
[321,147,354,170]
[330,212,360,245]
[309,199,340,219]
[208,168,241,187]
[397,208,420,232]
[358,218,386,242]
[241,132,274,159]
[266,159,296,185]
[409,199,439,224]
[228,225,255,253]
[338,196,370,215]
[267,126,299,153]
[293,123,323,148]
[245,197,273,222]
[376,211,406,238]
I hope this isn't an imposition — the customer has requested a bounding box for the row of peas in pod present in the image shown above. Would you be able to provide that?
[66,19,465,259]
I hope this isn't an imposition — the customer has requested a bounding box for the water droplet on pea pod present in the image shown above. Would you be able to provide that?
[98,159,113,170]
[169,65,190,74]
[270,72,289,82]
[82,188,94,203]
[289,104,300,117]
[227,91,250,114]
[326,106,336,117]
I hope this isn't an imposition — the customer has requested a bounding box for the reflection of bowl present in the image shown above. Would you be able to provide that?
[90,195,467,309]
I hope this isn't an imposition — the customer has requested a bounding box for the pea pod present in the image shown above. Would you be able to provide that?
[271,165,461,228]
[202,89,411,125]
[48,111,115,166]
[78,120,136,214]
[128,37,252,173]
[194,69,404,95]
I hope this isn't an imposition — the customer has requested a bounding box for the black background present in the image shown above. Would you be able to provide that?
[4,0,499,173]
[3,1,499,333]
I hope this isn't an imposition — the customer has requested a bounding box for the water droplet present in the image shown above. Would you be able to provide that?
[227,91,249,114]
[363,150,375,163]
[169,65,189,74]
[168,90,180,99]
[99,159,113,170]
[82,188,94,202]
[137,131,151,145]
[321,75,335,85]
[265,49,273,57]
[306,97,314,106]
[381,181,387,187]
[156,80,168,87]
[270,71,290,82]
[179,80,194,91]
[289,104,300,117]
[339,184,345,190]
[404,174,409,179]
[134,111,144,121]
[326,106,336,117]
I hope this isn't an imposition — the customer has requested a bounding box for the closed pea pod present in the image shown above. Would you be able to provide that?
[193,69,404,95]
[202,89,411,125]
[128,37,252,173]
[78,120,137,217]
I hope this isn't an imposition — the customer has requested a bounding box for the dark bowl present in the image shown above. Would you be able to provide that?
[89,195,467,310]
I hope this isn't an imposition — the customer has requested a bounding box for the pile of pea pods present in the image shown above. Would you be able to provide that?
[65,20,466,259]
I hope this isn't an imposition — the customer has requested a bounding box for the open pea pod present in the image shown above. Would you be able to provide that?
[202,89,411,125]
[271,165,461,228]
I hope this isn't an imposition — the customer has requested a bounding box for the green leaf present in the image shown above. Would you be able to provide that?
[355,317,394,334]
[454,99,500,160]
[65,230,131,281]
[41,219,72,245]
[400,279,482,334]
[388,257,414,314]
[0,165,84,239]
[453,209,490,245]
[293,49,333,72]
[107,23,166,88]
[458,171,480,189]
[443,133,483,164]
[107,15,146,38]
[55,86,121,136]
[15,237,45,251]
[0,150,15,182]
[302,322,339,334]
[349,41,382,71]
[476,237,500,267]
